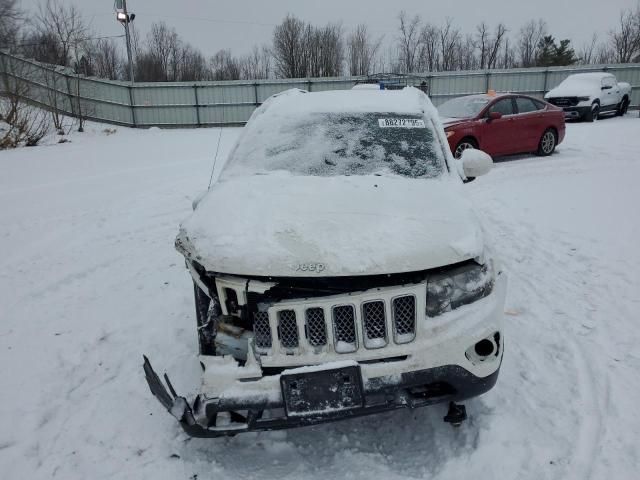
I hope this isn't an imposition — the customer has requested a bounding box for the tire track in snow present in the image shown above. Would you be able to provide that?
[565,340,604,480]
[477,205,607,479]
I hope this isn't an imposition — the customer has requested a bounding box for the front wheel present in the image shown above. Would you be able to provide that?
[454,138,478,159]
[617,97,629,116]
[585,103,599,122]
[536,128,557,156]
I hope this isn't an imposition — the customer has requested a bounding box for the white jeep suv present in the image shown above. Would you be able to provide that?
[144,87,507,437]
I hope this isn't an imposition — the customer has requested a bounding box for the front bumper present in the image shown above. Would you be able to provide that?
[144,357,501,438]
[145,271,507,437]
[560,105,591,120]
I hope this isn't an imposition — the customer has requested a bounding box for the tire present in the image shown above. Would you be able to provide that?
[454,138,478,159]
[617,97,629,116]
[585,102,599,122]
[537,128,557,156]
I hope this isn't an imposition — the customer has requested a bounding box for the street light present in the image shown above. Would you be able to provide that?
[114,0,135,83]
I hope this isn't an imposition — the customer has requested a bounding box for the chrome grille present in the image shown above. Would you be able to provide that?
[332,305,357,351]
[252,286,422,357]
[305,308,327,347]
[393,295,416,343]
[548,96,578,107]
[362,301,387,348]
[278,310,299,348]
[253,311,272,349]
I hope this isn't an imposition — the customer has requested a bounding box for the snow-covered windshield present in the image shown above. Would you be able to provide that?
[438,96,490,118]
[223,112,445,179]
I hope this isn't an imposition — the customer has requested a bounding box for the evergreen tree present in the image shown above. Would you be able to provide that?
[536,35,578,66]
[554,39,578,65]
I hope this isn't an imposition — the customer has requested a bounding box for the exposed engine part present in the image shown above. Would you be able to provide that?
[194,282,218,356]
[214,315,252,362]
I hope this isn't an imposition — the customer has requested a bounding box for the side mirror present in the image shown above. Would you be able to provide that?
[487,111,502,121]
[461,149,493,179]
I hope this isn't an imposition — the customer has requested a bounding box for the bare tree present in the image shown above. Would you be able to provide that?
[0,0,22,48]
[499,38,517,69]
[310,23,344,77]
[1,58,50,149]
[577,33,600,64]
[417,23,440,72]
[19,31,65,65]
[475,22,490,69]
[34,0,89,67]
[439,18,461,71]
[210,49,241,80]
[609,6,640,63]
[595,43,615,64]
[486,23,507,69]
[457,34,477,71]
[240,45,272,80]
[397,11,421,73]
[347,24,382,76]
[92,38,121,80]
[41,66,66,133]
[272,15,306,78]
[145,21,181,81]
[19,0,90,132]
[517,19,547,67]
[179,44,208,81]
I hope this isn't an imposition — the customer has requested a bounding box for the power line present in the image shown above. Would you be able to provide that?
[5,34,126,49]
[87,11,276,28]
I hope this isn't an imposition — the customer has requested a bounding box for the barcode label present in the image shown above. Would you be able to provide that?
[378,118,426,128]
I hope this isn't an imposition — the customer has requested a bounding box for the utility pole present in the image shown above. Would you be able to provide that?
[115,0,135,83]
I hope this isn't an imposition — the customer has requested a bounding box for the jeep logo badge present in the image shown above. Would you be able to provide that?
[293,263,326,273]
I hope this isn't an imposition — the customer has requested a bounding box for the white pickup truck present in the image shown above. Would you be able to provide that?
[545,72,632,122]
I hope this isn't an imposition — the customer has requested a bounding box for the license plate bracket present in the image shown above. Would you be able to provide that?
[280,365,364,416]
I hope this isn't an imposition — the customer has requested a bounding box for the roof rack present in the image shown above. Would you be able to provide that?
[355,73,430,92]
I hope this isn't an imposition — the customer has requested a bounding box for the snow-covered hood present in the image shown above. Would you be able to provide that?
[177,173,484,277]
[545,84,595,99]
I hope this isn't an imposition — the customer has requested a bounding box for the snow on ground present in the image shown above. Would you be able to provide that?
[1,115,639,479]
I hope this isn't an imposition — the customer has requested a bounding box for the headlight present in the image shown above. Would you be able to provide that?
[426,261,494,317]
[577,96,590,102]
[446,131,455,138]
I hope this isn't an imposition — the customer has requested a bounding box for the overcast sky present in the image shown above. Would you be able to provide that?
[20,0,638,56]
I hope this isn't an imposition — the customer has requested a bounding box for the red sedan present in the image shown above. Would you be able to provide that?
[438,93,566,158]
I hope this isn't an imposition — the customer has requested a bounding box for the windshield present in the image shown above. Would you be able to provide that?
[223,112,445,179]
[558,75,601,88]
[438,96,490,118]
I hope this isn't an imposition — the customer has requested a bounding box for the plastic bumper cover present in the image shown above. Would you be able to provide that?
[143,355,501,438]
[561,105,591,119]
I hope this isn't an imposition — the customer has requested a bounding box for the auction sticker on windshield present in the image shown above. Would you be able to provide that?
[378,118,426,128]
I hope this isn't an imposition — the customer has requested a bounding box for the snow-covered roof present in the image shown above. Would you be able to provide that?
[564,72,614,80]
[261,87,428,115]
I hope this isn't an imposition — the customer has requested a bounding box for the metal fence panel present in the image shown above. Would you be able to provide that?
[198,104,256,125]
[430,73,487,105]
[607,66,640,105]
[1,51,638,128]
[197,83,256,105]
